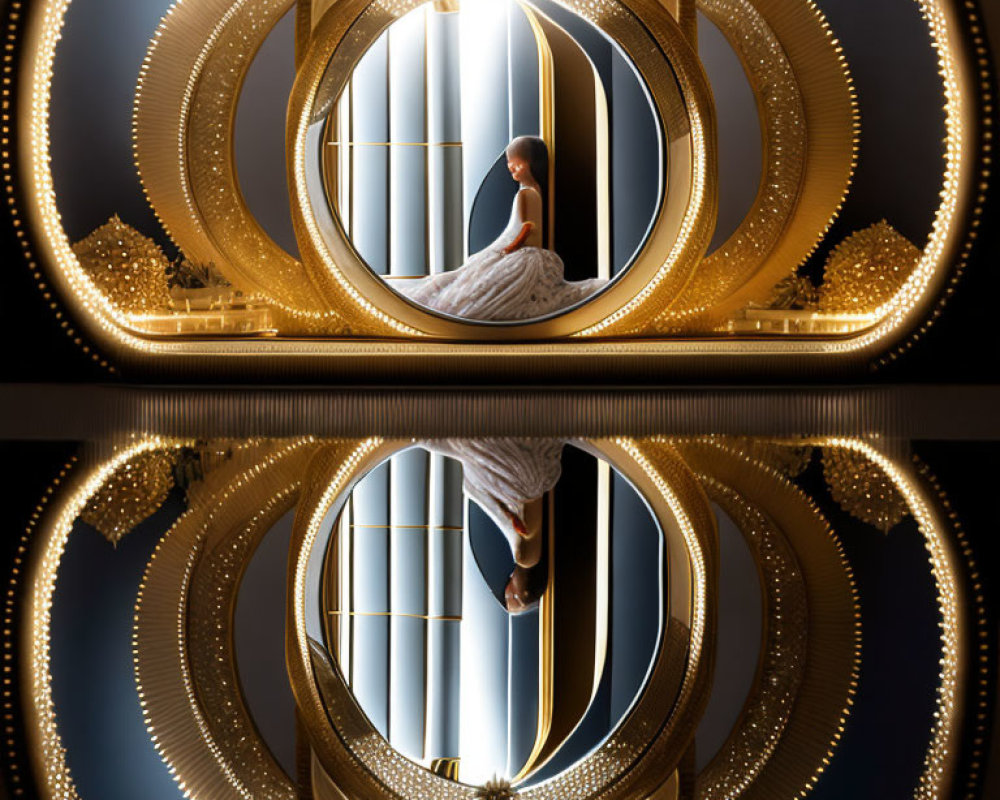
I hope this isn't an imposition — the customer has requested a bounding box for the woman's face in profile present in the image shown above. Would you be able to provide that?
[504,565,539,614]
[506,152,530,184]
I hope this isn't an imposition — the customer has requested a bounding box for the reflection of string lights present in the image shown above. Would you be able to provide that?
[819,221,921,315]
[821,439,962,800]
[135,439,313,800]
[5,432,980,799]
[677,437,861,800]
[727,437,813,479]
[80,448,176,546]
[821,446,909,534]
[21,438,189,799]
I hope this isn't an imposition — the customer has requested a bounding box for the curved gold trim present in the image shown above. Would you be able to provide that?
[289,0,717,339]
[676,440,860,800]
[287,437,718,800]
[133,0,342,327]
[662,0,857,325]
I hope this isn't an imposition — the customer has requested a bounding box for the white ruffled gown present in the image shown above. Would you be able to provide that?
[394,194,607,321]
[420,438,565,557]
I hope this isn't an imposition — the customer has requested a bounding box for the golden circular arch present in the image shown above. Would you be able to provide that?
[7,435,973,798]
[662,0,857,327]
[133,0,345,330]
[286,438,719,799]
[289,0,717,339]
[674,440,861,800]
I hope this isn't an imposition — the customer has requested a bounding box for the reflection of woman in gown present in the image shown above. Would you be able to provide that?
[422,438,564,614]
[397,137,607,321]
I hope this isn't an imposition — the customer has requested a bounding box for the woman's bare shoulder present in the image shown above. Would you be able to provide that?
[517,186,543,198]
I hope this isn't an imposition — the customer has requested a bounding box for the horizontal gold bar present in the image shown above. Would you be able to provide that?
[327,141,463,147]
[350,524,463,531]
[329,610,462,621]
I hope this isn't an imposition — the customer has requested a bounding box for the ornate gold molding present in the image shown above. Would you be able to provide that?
[133,439,320,799]
[287,437,718,800]
[6,0,990,374]
[658,0,856,327]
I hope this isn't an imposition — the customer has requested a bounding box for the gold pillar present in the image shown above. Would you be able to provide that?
[296,0,312,66]
[661,0,697,43]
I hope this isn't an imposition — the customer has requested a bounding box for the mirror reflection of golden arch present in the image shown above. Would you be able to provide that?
[133,439,323,800]
[674,439,861,800]
[9,434,973,799]
[287,438,719,799]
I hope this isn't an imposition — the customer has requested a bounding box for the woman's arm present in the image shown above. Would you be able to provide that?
[502,188,538,253]
[503,222,534,254]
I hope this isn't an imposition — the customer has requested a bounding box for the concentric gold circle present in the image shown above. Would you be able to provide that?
[286,437,718,799]
[289,0,717,339]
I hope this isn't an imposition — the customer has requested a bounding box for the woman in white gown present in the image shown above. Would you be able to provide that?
[396,137,606,321]
[421,438,564,614]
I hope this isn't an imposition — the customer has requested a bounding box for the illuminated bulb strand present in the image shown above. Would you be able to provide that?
[682,437,862,799]
[3,1,114,371]
[913,455,990,800]
[26,438,190,800]
[134,439,312,800]
[28,0,168,356]
[667,0,813,321]
[838,0,977,357]
[135,0,215,279]
[874,0,995,366]
[822,439,962,800]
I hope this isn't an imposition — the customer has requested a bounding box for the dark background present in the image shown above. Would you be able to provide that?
[2,434,996,799]
[0,0,996,383]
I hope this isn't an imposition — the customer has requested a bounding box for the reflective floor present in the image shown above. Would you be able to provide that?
[0,388,997,800]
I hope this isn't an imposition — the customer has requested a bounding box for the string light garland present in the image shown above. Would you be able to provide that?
[820,221,922,315]
[80,448,176,545]
[821,445,910,534]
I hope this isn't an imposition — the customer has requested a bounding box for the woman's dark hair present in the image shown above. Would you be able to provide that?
[503,562,548,615]
[507,135,549,241]
[507,136,548,190]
